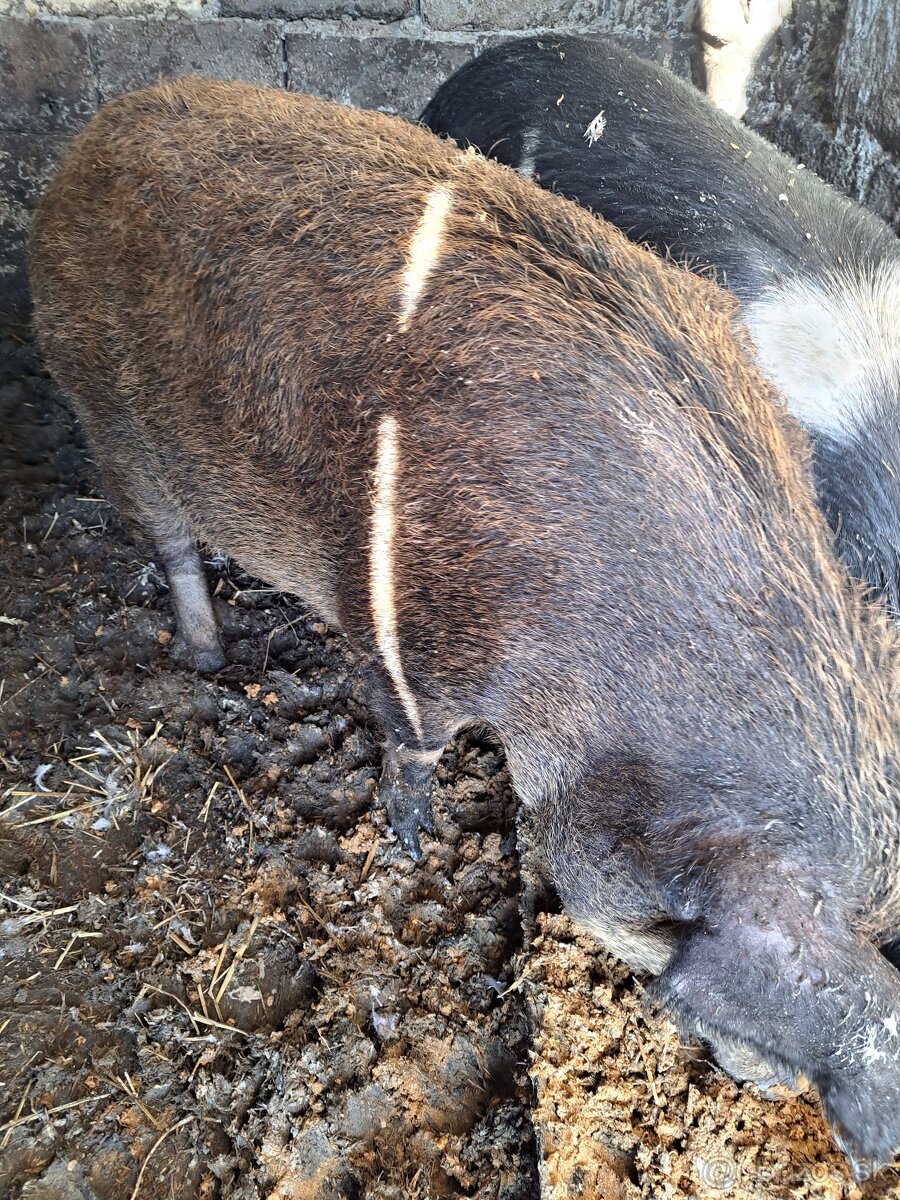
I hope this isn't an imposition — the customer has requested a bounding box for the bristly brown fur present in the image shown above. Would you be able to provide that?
[29,77,900,1173]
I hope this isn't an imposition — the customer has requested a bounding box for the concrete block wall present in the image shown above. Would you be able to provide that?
[0,2,695,320]
[745,0,900,228]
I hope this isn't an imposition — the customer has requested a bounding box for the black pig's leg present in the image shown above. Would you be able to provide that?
[697,1024,807,1099]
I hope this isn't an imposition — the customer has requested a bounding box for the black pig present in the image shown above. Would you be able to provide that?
[29,78,900,1174]
[421,35,900,609]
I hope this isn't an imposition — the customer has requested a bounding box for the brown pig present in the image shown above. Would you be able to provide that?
[28,78,900,1174]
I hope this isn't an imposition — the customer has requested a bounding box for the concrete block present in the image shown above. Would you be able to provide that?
[858,150,900,232]
[0,131,70,319]
[589,28,694,81]
[0,18,96,133]
[422,0,587,31]
[747,109,900,234]
[90,17,285,99]
[286,33,485,118]
[1,0,208,15]
[834,0,900,154]
[420,0,694,78]
[221,0,412,18]
[824,125,900,232]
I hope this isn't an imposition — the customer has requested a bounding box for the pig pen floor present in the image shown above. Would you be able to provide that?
[1,330,898,1200]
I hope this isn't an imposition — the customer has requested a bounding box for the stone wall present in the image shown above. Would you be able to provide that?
[745,0,900,224]
[0,0,897,321]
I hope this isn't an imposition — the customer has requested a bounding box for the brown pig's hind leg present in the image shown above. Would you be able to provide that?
[82,427,226,673]
[152,519,226,674]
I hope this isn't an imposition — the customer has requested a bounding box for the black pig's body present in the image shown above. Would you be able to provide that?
[421,36,900,608]
[29,79,900,1173]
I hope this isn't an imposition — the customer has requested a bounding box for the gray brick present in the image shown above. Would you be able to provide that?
[286,33,485,118]
[823,126,900,232]
[834,0,900,154]
[221,0,412,18]
[747,109,900,235]
[0,18,96,133]
[858,150,900,233]
[421,0,694,55]
[0,131,70,319]
[91,18,285,99]
[422,0,587,31]
[535,29,694,80]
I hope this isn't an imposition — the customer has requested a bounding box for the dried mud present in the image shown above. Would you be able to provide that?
[1,332,898,1200]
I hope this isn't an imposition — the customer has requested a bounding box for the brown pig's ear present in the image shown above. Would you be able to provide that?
[654,912,900,1176]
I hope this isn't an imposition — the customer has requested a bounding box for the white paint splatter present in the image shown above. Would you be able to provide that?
[584,110,606,145]
[861,1024,888,1065]
[398,185,452,332]
[369,414,424,743]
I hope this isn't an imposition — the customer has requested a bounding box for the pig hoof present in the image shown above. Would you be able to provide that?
[831,1131,880,1183]
[706,1036,805,1098]
[381,781,435,861]
[171,635,226,674]
[193,645,227,673]
[751,1073,808,1101]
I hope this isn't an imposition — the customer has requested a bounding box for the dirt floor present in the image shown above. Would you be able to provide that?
[1,330,899,1200]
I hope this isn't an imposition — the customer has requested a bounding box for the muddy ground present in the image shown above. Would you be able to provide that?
[1,331,898,1200]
